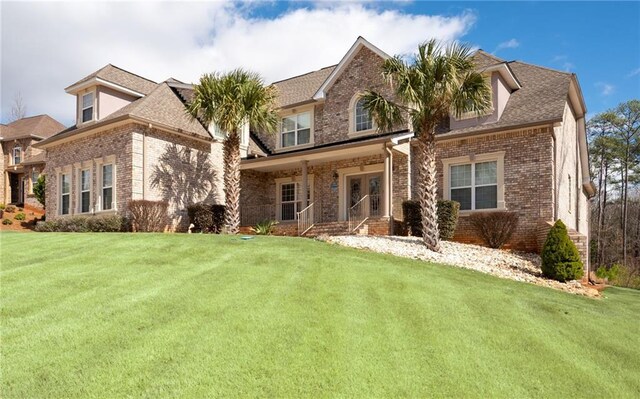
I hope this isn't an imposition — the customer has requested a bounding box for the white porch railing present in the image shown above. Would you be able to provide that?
[297,202,315,236]
[349,195,369,232]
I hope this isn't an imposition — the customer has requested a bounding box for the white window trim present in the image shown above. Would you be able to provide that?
[348,94,376,137]
[79,90,96,125]
[275,106,315,152]
[442,151,505,214]
[30,169,39,194]
[95,155,116,213]
[76,164,93,214]
[274,175,315,222]
[58,168,72,216]
[12,146,21,165]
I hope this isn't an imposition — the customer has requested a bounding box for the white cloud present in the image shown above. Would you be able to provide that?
[493,38,519,53]
[551,55,574,72]
[0,2,475,125]
[595,82,615,96]
[628,67,640,77]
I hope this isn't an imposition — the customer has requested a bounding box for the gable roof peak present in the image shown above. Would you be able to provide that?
[313,37,390,100]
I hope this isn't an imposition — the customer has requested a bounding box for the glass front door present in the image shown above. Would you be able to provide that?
[347,173,382,218]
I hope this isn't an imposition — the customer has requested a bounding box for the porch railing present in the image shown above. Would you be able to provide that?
[297,202,315,236]
[349,195,369,232]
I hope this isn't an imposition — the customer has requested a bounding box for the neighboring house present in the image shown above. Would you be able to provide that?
[35,37,593,269]
[35,65,224,229]
[1,115,65,209]
[239,37,594,267]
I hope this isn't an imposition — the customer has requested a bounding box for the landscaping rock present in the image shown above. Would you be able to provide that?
[324,235,601,298]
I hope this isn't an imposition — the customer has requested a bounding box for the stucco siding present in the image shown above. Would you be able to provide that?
[554,101,580,231]
[97,86,137,120]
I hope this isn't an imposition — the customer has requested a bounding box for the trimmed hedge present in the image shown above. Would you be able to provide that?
[541,220,584,282]
[35,215,127,233]
[402,200,460,240]
[128,200,169,232]
[469,211,519,249]
[186,203,225,233]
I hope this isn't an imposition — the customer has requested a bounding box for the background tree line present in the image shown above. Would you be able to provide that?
[588,99,639,288]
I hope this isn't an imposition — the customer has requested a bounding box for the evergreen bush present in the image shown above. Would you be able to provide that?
[541,220,584,282]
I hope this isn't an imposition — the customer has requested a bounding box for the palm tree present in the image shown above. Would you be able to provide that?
[361,40,492,251]
[187,69,278,234]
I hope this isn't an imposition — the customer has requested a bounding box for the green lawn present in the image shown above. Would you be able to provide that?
[1,233,639,398]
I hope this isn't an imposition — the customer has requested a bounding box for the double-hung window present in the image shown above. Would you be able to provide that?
[102,164,113,211]
[80,169,91,213]
[30,171,38,194]
[355,98,373,132]
[82,92,94,123]
[450,161,498,211]
[60,173,70,215]
[281,112,311,148]
[278,181,311,221]
[12,147,21,165]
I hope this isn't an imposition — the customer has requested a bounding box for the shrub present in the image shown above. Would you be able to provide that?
[187,203,225,233]
[2,218,12,225]
[33,175,46,207]
[128,200,168,232]
[0,204,5,210]
[35,215,126,233]
[14,213,26,221]
[251,219,278,235]
[541,220,584,282]
[4,205,16,213]
[469,211,519,249]
[595,264,620,281]
[17,208,23,212]
[402,200,460,240]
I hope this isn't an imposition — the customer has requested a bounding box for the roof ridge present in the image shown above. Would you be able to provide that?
[105,64,158,84]
[509,60,573,76]
[475,49,505,64]
[271,65,337,85]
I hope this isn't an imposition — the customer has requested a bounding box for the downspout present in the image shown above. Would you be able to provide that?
[385,143,394,235]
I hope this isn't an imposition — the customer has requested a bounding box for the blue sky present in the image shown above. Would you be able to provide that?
[250,0,640,117]
[1,1,638,125]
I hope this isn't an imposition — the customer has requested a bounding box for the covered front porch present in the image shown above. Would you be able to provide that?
[239,132,412,236]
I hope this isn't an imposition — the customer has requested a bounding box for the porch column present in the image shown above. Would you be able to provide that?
[301,160,308,207]
[383,145,392,218]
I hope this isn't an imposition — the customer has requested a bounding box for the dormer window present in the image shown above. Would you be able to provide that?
[281,112,311,148]
[81,92,94,123]
[355,98,373,132]
[12,146,21,165]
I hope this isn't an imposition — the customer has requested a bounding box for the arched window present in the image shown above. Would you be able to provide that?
[354,98,373,132]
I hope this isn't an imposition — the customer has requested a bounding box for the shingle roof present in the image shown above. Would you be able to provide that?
[445,61,572,136]
[20,152,46,165]
[272,66,336,108]
[39,82,211,147]
[1,115,65,141]
[473,50,505,69]
[66,64,158,95]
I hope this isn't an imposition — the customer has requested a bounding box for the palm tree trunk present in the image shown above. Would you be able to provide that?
[417,129,440,252]
[223,132,241,234]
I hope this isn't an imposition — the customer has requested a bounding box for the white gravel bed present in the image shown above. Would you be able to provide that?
[323,235,600,298]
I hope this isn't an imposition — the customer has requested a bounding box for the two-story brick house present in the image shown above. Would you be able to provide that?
[1,115,65,209]
[240,37,593,262]
[36,37,593,267]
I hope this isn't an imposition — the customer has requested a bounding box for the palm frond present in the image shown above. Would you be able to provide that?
[360,90,405,133]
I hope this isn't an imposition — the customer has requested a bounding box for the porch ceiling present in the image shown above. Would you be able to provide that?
[241,132,413,172]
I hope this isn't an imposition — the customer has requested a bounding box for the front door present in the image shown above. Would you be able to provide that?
[9,173,20,204]
[347,173,382,218]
